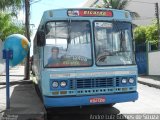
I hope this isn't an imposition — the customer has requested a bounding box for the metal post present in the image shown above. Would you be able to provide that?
[3,50,13,109]
[155,3,160,49]
[24,0,30,80]
[146,41,149,75]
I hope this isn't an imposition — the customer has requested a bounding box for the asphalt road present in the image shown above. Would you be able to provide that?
[47,83,160,120]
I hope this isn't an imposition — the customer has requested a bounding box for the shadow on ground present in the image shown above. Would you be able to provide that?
[2,82,46,120]
[47,105,127,120]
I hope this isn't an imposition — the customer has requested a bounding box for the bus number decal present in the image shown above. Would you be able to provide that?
[90,97,106,103]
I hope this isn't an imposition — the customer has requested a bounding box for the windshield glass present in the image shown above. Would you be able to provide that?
[94,21,135,66]
[44,21,92,67]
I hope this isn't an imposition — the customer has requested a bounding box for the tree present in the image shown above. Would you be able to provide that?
[134,21,159,50]
[0,0,23,17]
[134,22,158,43]
[97,0,139,18]
[145,23,158,44]
[0,0,26,41]
[0,0,22,11]
[0,12,25,41]
[134,26,146,44]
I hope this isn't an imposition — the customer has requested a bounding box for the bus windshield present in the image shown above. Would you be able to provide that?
[94,21,135,66]
[44,21,92,68]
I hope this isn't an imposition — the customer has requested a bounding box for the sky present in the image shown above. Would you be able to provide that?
[29,0,86,55]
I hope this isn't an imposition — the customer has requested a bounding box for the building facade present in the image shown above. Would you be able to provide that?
[83,0,160,26]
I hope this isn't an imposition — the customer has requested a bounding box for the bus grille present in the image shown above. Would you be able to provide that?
[76,77,116,89]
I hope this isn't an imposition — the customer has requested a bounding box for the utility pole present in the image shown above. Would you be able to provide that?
[155,2,160,49]
[24,0,30,80]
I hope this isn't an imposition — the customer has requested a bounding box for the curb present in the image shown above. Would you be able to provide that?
[138,81,160,89]
[0,80,32,85]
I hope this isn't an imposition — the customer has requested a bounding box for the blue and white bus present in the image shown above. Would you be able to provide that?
[32,8,138,108]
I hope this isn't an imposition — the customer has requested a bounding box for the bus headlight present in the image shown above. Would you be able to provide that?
[52,81,59,88]
[129,78,134,84]
[60,81,67,87]
[121,78,127,84]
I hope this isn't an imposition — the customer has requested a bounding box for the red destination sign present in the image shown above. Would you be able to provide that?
[68,10,113,17]
[79,10,113,17]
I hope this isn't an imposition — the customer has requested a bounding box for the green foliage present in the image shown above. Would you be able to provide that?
[0,0,22,10]
[0,12,25,41]
[103,0,129,9]
[145,24,158,43]
[0,0,23,17]
[0,0,25,41]
[134,26,146,44]
[134,22,158,45]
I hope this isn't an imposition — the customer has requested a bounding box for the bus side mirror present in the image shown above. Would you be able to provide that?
[37,31,46,46]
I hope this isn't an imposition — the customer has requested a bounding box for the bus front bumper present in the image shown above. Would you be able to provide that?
[43,92,138,108]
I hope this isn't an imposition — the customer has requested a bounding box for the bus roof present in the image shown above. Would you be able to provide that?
[39,8,132,29]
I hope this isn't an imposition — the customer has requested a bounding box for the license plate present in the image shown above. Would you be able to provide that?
[89,97,106,103]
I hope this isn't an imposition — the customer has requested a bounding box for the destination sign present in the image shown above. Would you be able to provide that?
[80,10,113,17]
[68,10,113,17]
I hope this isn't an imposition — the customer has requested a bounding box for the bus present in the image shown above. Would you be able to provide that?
[32,8,138,108]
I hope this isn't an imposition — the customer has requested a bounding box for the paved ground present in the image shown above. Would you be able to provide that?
[47,83,160,120]
[138,76,160,89]
[0,66,46,120]
[115,83,160,113]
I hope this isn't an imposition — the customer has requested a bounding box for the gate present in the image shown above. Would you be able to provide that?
[135,44,147,75]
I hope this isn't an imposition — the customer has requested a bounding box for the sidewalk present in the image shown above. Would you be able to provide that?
[138,76,160,89]
[0,66,46,120]
[0,66,29,85]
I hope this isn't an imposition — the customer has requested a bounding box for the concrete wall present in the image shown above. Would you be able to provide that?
[0,40,5,75]
[148,51,160,75]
